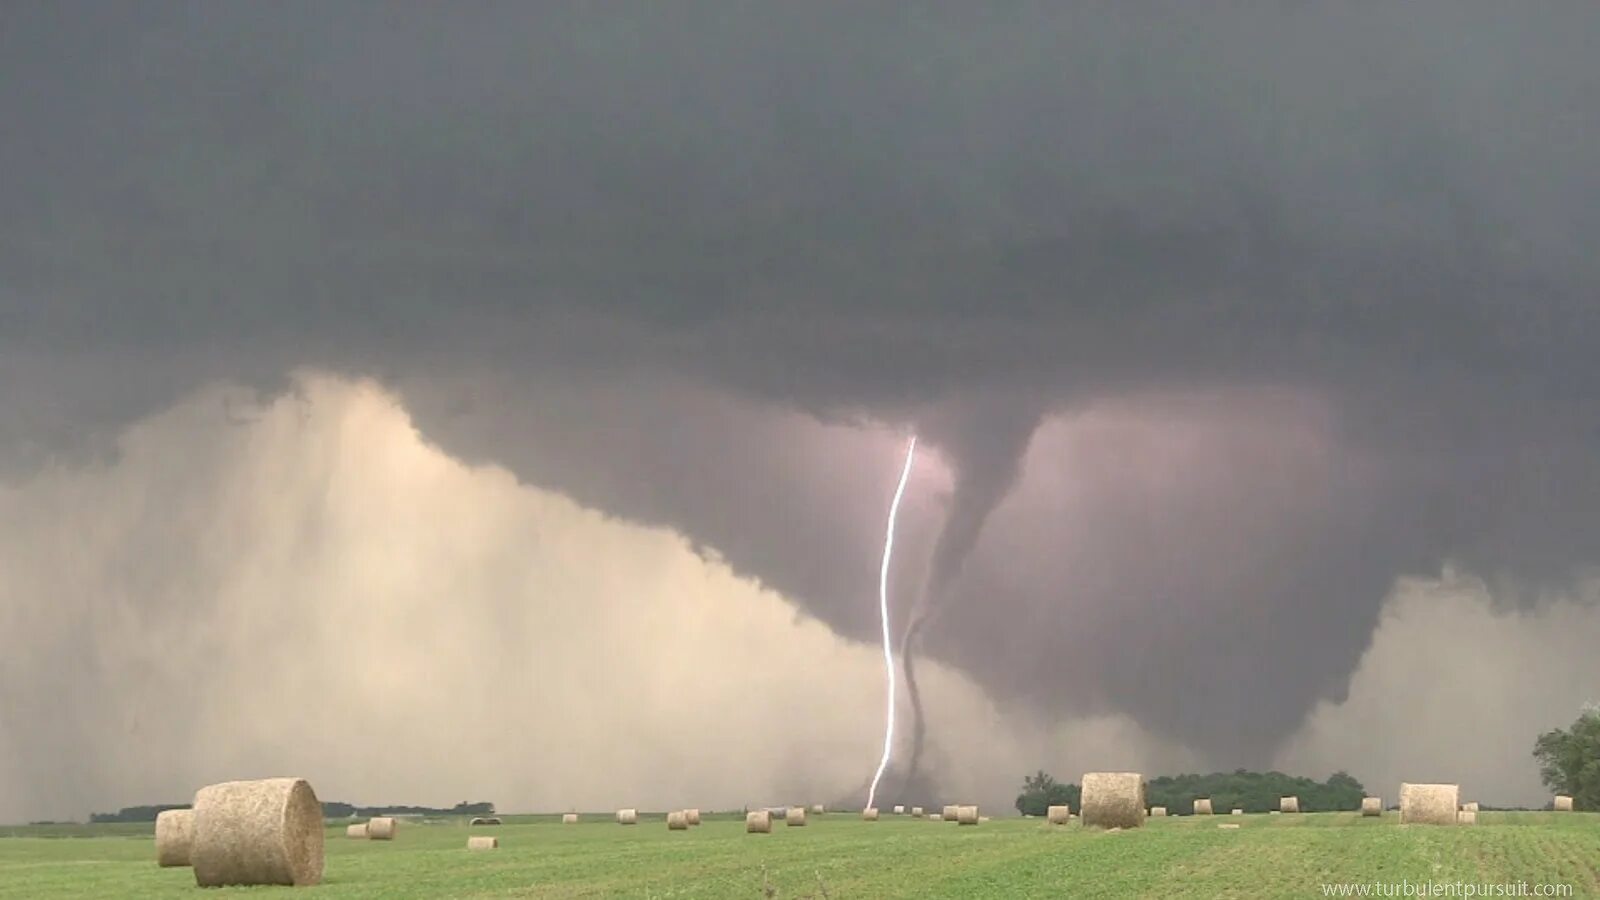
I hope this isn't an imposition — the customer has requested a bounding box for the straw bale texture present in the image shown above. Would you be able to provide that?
[155,809,193,867]
[1080,773,1145,830]
[190,778,324,888]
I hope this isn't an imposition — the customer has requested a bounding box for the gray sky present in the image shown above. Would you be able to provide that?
[2,2,1598,820]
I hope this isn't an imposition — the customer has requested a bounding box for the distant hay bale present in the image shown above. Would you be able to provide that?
[769,807,787,820]
[155,809,194,867]
[190,778,324,888]
[1554,795,1573,811]
[686,809,701,826]
[979,816,991,823]
[1362,797,1382,817]
[1270,810,1281,816]
[1461,802,1479,813]
[367,817,397,841]
[1047,805,1071,825]
[468,817,502,826]
[957,805,979,825]
[811,804,824,814]
[667,811,689,831]
[1218,823,1240,830]
[930,813,943,821]
[616,809,638,826]
[466,836,498,850]
[862,808,879,821]
[1150,807,1167,817]
[1399,783,1460,826]
[562,813,578,824]
[941,804,958,820]
[1457,810,1477,825]
[1080,772,1145,830]
[746,810,771,833]
[911,807,925,818]
[1280,797,1299,813]
[785,807,807,827]
[893,805,905,815]
[345,824,368,839]
[1231,809,1243,816]
[1193,798,1213,816]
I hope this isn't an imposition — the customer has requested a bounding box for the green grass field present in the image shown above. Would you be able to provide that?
[3,811,1597,898]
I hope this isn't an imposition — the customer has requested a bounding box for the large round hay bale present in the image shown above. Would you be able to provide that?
[1047,805,1071,825]
[956,805,979,825]
[911,806,924,818]
[562,813,579,824]
[616,808,638,825]
[1193,798,1213,815]
[667,810,689,830]
[1361,797,1382,816]
[1080,772,1145,830]
[861,808,879,821]
[685,808,701,826]
[345,823,368,838]
[1399,783,1460,826]
[941,804,958,820]
[155,809,194,867]
[367,817,397,841]
[1280,796,1299,814]
[785,807,807,827]
[893,805,905,815]
[190,778,324,888]
[1554,795,1574,812]
[1457,809,1477,825]
[746,810,771,833]
[1150,806,1167,817]
[1461,801,1479,813]
[467,836,498,850]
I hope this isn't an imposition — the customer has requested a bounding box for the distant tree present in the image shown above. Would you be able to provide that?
[1014,770,1077,816]
[1533,708,1600,811]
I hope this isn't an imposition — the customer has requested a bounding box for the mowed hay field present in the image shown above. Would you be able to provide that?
[3,812,1598,898]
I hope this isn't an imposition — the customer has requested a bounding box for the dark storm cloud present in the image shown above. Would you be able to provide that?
[4,1,1600,776]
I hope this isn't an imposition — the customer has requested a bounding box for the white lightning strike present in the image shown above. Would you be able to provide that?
[867,435,917,811]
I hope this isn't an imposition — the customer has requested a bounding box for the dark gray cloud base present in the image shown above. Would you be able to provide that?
[4,2,1600,783]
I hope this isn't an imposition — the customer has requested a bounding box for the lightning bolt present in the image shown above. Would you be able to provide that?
[867,435,917,811]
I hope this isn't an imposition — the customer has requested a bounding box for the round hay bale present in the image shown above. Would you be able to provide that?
[1231,808,1243,815]
[1458,810,1477,825]
[745,810,772,833]
[785,807,807,827]
[685,808,701,826]
[1218,823,1241,830]
[468,816,503,826]
[345,823,368,838]
[190,777,324,888]
[1193,798,1213,816]
[893,805,905,815]
[1399,783,1460,826]
[911,806,925,818]
[941,804,958,820]
[1047,804,1071,825]
[956,805,979,825]
[1461,801,1479,813]
[1150,806,1167,817]
[1554,795,1574,812]
[667,811,689,830]
[811,803,825,814]
[978,816,991,823]
[861,808,879,821]
[466,836,498,850]
[562,813,579,824]
[1361,797,1382,816]
[367,816,397,841]
[1280,796,1299,814]
[616,808,638,826]
[930,813,943,821]
[1080,772,1145,830]
[155,809,194,867]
